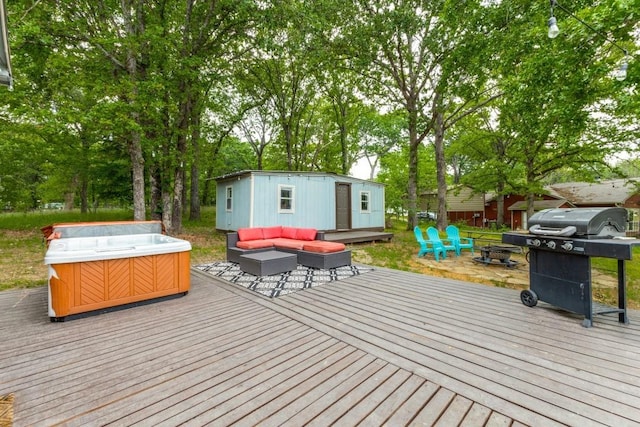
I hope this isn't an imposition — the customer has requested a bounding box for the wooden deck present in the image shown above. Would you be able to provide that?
[1,266,640,426]
[324,230,394,244]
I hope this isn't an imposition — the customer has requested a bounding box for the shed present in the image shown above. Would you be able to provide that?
[215,170,386,232]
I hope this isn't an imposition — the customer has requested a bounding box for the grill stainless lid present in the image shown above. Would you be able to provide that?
[528,207,627,238]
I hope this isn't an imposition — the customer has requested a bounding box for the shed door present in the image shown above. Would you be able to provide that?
[335,183,351,230]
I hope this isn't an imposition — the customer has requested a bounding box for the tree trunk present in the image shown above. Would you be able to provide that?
[337,101,349,175]
[189,105,201,221]
[496,194,505,228]
[162,190,172,231]
[171,167,184,234]
[150,158,162,221]
[79,133,89,214]
[525,192,536,230]
[123,0,146,221]
[128,122,146,221]
[284,123,293,170]
[406,102,419,231]
[80,178,88,214]
[169,80,193,234]
[434,105,448,231]
[496,181,505,228]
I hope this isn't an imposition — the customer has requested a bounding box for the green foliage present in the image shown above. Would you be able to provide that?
[213,138,256,175]
[0,125,50,210]
[377,144,437,216]
[0,209,133,231]
[0,0,638,226]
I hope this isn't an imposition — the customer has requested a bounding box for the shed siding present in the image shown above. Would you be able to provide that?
[216,177,252,230]
[351,181,385,229]
[252,174,336,229]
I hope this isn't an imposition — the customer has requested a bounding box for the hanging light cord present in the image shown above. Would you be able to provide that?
[548,0,629,80]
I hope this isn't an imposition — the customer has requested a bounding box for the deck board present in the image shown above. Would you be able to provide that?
[1,264,639,426]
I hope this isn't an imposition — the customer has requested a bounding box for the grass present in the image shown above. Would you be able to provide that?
[591,256,640,309]
[0,210,136,291]
[1,208,639,309]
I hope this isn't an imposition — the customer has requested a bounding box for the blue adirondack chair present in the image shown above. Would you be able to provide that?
[426,226,457,258]
[445,225,475,256]
[413,226,446,261]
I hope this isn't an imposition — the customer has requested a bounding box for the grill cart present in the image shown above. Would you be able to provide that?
[502,207,640,327]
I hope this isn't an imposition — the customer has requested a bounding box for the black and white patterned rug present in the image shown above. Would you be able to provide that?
[196,261,373,298]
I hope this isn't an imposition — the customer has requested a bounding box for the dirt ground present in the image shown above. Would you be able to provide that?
[404,249,620,293]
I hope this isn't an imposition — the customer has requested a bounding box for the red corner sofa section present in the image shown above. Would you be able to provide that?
[226,226,351,269]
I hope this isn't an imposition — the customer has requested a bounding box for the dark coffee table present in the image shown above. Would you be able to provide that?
[239,251,297,276]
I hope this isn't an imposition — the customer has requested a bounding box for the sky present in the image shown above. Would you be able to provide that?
[349,157,376,180]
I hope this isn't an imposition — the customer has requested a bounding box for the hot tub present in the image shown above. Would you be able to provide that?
[44,224,191,321]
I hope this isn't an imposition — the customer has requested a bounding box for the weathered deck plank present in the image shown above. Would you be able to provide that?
[275,271,640,425]
[1,264,639,426]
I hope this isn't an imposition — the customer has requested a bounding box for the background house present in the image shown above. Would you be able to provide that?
[215,170,386,232]
[420,186,485,227]
[486,195,572,230]
[546,179,640,233]
[422,179,640,233]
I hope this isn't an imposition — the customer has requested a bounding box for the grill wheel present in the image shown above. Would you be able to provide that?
[520,289,538,307]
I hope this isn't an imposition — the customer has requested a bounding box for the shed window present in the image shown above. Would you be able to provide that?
[226,186,233,212]
[360,191,371,213]
[278,185,295,213]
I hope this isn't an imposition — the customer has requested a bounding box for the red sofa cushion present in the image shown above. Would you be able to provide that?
[236,240,274,249]
[303,241,346,253]
[281,226,298,239]
[295,227,317,241]
[237,227,264,241]
[269,238,305,250]
[262,226,282,239]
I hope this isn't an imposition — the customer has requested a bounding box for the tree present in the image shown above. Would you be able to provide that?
[236,104,275,170]
[450,106,519,228]
[314,68,363,175]
[377,143,437,220]
[341,0,500,230]
[491,0,636,220]
[356,109,406,180]
[2,0,637,228]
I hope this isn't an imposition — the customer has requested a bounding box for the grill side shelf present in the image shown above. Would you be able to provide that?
[501,233,638,259]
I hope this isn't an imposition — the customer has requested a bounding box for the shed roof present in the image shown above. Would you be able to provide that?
[545,179,640,206]
[214,170,382,186]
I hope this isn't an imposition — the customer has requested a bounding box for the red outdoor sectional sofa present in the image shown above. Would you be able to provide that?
[226,226,352,269]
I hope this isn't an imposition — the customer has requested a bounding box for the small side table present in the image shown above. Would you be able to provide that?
[239,251,297,276]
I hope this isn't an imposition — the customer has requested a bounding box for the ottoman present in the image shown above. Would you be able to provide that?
[297,249,352,269]
[239,251,297,276]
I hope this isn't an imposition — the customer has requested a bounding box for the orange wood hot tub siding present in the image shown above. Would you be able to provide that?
[49,251,190,318]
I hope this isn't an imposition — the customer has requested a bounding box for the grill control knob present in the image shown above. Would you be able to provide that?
[546,241,556,249]
[561,242,573,251]
[531,239,541,247]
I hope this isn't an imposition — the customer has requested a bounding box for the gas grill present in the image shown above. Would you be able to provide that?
[502,207,640,327]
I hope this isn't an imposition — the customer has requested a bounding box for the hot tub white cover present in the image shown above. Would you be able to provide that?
[44,233,191,264]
